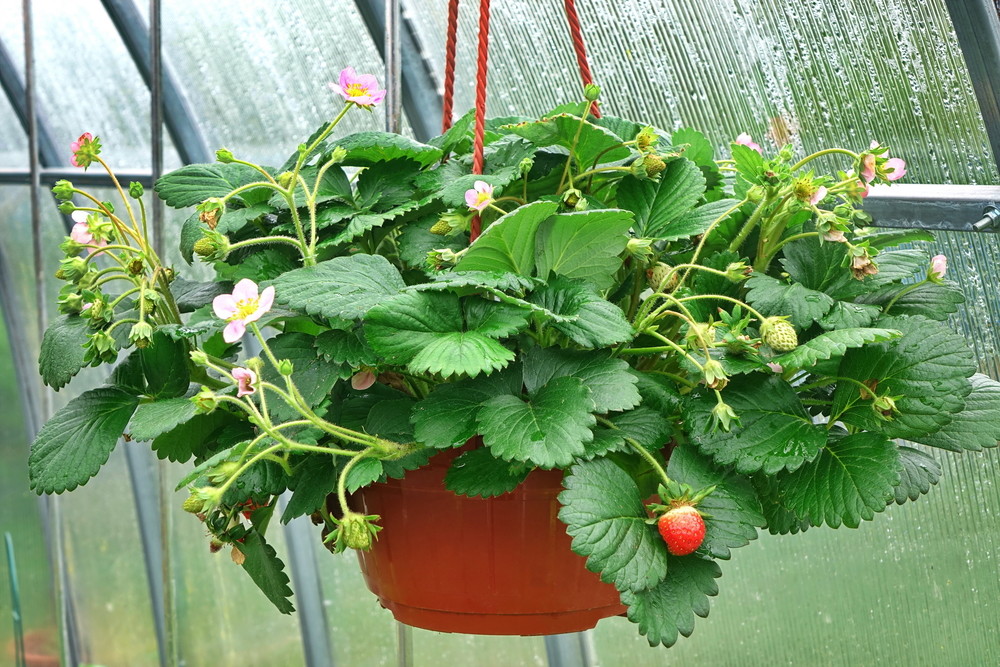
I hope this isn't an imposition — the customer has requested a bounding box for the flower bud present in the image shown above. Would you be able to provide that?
[518,156,535,176]
[209,462,241,484]
[57,290,86,315]
[52,179,75,200]
[215,148,235,164]
[710,400,740,432]
[625,238,654,260]
[584,83,601,102]
[190,350,210,365]
[245,357,265,373]
[128,321,155,348]
[328,147,348,164]
[192,387,219,414]
[128,181,144,199]
[58,200,77,215]
[872,394,899,420]
[635,126,658,152]
[57,256,89,282]
[277,171,295,189]
[426,247,467,270]
[724,261,751,282]
[562,188,583,209]
[277,359,294,376]
[59,236,85,257]
[192,230,230,261]
[702,359,728,390]
[83,330,118,366]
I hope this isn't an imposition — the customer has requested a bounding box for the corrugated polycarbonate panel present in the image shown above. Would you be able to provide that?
[159,0,411,167]
[0,93,27,168]
[405,0,998,185]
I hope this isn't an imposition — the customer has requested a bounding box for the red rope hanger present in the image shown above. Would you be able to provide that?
[440,0,600,240]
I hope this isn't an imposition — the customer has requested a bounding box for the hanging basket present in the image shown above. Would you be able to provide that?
[353,441,626,635]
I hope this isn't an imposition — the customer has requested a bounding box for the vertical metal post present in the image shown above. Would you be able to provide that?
[396,622,413,667]
[384,0,403,133]
[149,0,164,252]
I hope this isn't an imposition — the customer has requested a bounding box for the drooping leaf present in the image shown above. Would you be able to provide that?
[129,397,198,442]
[39,314,90,390]
[479,376,595,468]
[529,277,634,348]
[444,447,531,497]
[273,254,406,320]
[745,273,835,329]
[455,201,559,275]
[152,411,247,463]
[620,555,721,648]
[522,346,640,413]
[616,159,707,239]
[534,209,634,290]
[155,163,263,208]
[770,328,902,369]
[776,431,900,528]
[892,446,942,505]
[558,457,668,593]
[667,445,765,559]
[911,373,1000,452]
[833,315,975,441]
[856,280,965,321]
[239,530,295,614]
[29,388,139,494]
[281,454,338,523]
[216,203,274,235]
[139,333,191,399]
[684,375,826,475]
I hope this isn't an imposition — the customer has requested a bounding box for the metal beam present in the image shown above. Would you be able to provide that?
[865,183,1000,232]
[355,0,443,142]
[943,0,1000,167]
[100,0,212,165]
[0,167,153,186]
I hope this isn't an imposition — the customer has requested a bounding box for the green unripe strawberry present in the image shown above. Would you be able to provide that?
[182,494,205,514]
[761,317,798,352]
[429,218,453,235]
[647,262,678,292]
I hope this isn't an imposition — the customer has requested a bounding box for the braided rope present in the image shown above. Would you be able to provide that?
[441,0,461,133]
[563,0,600,117]
[469,0,491,240]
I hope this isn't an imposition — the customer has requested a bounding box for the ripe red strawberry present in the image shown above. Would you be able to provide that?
[657,506,706,556]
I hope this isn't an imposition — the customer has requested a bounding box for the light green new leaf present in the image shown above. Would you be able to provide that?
[892,446,942,505]
[663,198,743,243]
[129,397,198,442]
[745,273,835,329]
[39,314,90,390]
[273,254,406,320]
[684,376,826,475]
[154,163,263,208]
[522,346,640,413]
[479,376,595,468]
[911,373,1000,452]
[615,159,707,239]
[455,201,559,275]
[534,209,634,290]
[776,432,900,528]
[239,531,295,614]
[833,315,975,440]
[444,447,531,497]
[29,388,139,494]
[771,328,902,369]
[621,555,721,648]
[529,277,634,348]
[667,445,765,559]
[559,457,669,593]
[501,114,631,168]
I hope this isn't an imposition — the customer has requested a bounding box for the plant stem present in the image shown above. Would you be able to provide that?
[790,148,859,172]
[598,416,672,488]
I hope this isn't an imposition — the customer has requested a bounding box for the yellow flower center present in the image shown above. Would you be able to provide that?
[345,83,370,99]
[231,298,259,322]
[474,192,491,207]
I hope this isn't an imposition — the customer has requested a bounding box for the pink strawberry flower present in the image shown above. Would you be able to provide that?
[212,279,275,343]
[734,133,762,154]
[884,157,907,181]
[70,132,101,168]
[809,186,828,205]
[329,67,386,108]
[930,254,947,280]
[232,367,257,398]
[465,180,494,212]
[860,153,877,183]
[70,210,108,254]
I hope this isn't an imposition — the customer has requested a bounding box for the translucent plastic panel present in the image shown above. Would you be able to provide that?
[405,0,998,184]
[159,0,410,167]
[0,93,27,168]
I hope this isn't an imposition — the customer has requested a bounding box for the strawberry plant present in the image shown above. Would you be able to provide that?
[28,71,1000,647]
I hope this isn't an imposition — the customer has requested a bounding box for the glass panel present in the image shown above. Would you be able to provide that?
[404,0,999,185]
[0,94,27,168]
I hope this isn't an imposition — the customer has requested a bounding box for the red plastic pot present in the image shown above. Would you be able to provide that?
[353,442,626,635]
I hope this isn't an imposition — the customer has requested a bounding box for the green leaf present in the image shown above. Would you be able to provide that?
[180,213,203,264]
[534,209,634,289]
[731,144,764,185]
[365,398,416,442]
[333,131,443,168]
[444,447,531,497]
[425,271,540,294]
[329,201,422,247]
[239,530,295,614]
[455,201,559,275]
[154,163,263,208]
[621,555,721,648]
[522,347,640,413]
[630,370,682,417]
[412,369,522,448]
[173,439,254,490]
[745,273,835,329]
[29,388,139,493]
[39,315,90,390]
[397,216,467,269]
[529,277,634,348]
[216,247,299,282]
[216,203,274,235]
[463,297,531,338]
[667,445,765,559]
[868,249,928,285]
[770,328,902,369]
[128,397,197,442]
[262,333,344,420]
[856,280,965,321]
[365,291,515,378]
[893,446,942,505]
[684,376,826,475]
[501,114,631,168]
[345,457,384,493]
[616,159,707,239]
[273,254,406,320]
[585,407,673,460]
[170,277,233,313]
[911,373,1000,452]
[859,228,935,249]
[479,376,595,468]
[833,315,975,440]
[817,301,881,330]
[139,333,191,399]
[776,432,900,528]
[281,454,337,523]
[152,411,245,463]
[315,327,378,367]
[663,198,742,243]
[559,457,668,592]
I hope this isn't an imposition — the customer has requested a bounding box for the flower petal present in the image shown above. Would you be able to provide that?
[223,320,246,344]
[245,285,275,323]
[884,157,907,181]
[213,294,238,320]
[231,278,259,303]
[339,67,356,89]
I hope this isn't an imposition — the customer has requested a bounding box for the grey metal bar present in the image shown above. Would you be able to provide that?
[865,183,1000,232]
[0,168,153,186]
[100,0,212,165]
[355,0,443,142]
[149,0,164,252]
[384,0,403,134]
[0,36,61,167]
[943,0,1000,166]
[396,622,413,667]
[544,632,595,667]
